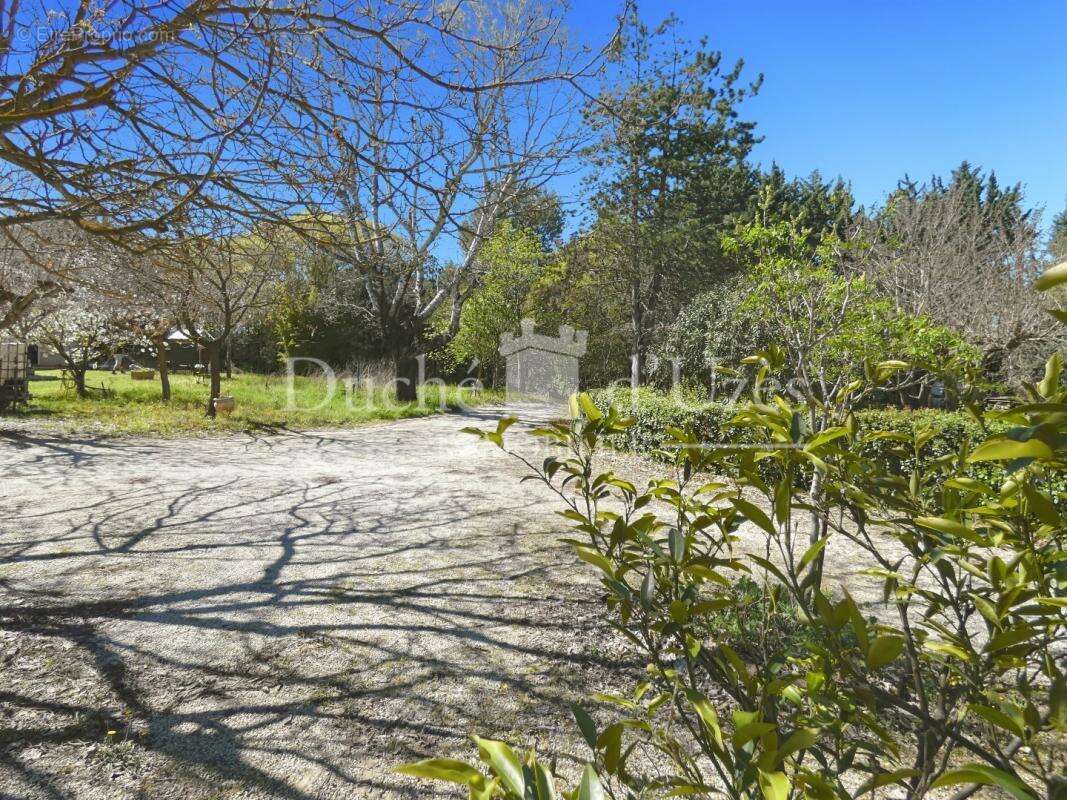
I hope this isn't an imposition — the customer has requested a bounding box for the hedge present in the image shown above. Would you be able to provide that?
[591,387,1067,497]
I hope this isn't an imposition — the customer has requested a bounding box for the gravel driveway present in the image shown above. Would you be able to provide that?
[0,407,617,799]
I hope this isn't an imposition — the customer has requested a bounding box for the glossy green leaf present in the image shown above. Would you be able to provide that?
[639,569,654,610]
[574,547,615,576]
[758,769,790,800]
[1023,486,1061,527]
[1034,259,1067,291]
[944,477,994,495]
[1038,352,1063,397]
[687,690,725,750]
[914,516,983,543]
[968,438,1052,462]
[669,528,687,562]
[799,538,827,573]
[578,765,605,800]
[856,769,920,795]
[774,473,792,525]
[530,762,558,800]
[598,723,623,773]
[571,704,598,749]
[931,765,1036,800]
[924,640,971,660]
[732,498,777,536]
[806,426,848,451]
[867,635,905,670]
[780,728,817,760]
[749,554,790,588]
[734,721,776,748]
[578,392,603,421]
[395,759,485,787]
[473,736,524,797]
[1051,674,1066,728]
[985,625,1036,654]
[969,703,1025,737]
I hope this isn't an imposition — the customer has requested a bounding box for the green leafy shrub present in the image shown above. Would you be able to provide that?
[592,388,1067,499]
[700,577,855,666]
[591,385,742,452]
[852,408,1067,500]
[398,270,1066,800]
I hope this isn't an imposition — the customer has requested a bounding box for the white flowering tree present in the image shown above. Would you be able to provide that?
[0,223,95,332]
[20,286,129,398]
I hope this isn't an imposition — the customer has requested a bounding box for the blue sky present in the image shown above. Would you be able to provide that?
[561,0,1067,232]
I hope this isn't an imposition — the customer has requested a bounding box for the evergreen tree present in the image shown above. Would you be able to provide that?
[1050,204,1067,261]
[889,162,1032,250]
[752,165,856,244]
[501,186,566,251]
[582,9,762,384]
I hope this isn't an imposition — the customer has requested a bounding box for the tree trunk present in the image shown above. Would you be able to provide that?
[630,349,645,389]
[73,369,87,399]
[205,342,222,418]
[630,280,644,388]
[225,339,233,379]
[155,338,171,402]
[395,356,419,403]
[806,467,827,596]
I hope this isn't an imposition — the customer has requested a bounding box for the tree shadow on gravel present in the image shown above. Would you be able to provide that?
[0,420,624,799]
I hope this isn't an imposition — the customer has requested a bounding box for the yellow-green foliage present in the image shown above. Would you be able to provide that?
[445,221,547,377]
[9,370,499,436]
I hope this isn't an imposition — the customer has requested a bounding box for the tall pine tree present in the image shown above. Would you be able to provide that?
[1050,204,1067,261]
[582,9,761,384]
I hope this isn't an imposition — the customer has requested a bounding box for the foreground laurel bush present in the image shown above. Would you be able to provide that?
[398,287,1066,800]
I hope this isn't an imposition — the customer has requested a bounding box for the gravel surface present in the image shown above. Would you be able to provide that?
[0,404,905,800]
[0,406,625,799]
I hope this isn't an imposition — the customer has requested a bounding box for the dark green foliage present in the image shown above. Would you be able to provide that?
[592,388,1067,498]
[888,161,1034,245]
[591,386,735,451]
[581,10,763,378]
[651,277,770,387]
[501,185,566,251]
[1051,204,1067,261]
[228,319,281,373]
[751,165,856,244]
[849,408,1062,498]
[524,240,635,387]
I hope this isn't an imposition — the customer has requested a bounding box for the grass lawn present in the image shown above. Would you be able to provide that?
[2,369,501,436]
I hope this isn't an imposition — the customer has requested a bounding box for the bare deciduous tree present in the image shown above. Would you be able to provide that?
[0,0,291,230]
[118,275,181,401]
[270,0,597,398]
[1,0,611,342]
[161,214,282,416]
[853,172,1063,384]
[0,0,298,333]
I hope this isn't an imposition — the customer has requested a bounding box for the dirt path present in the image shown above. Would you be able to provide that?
[0,405,906,800]
[0,407,623,800]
